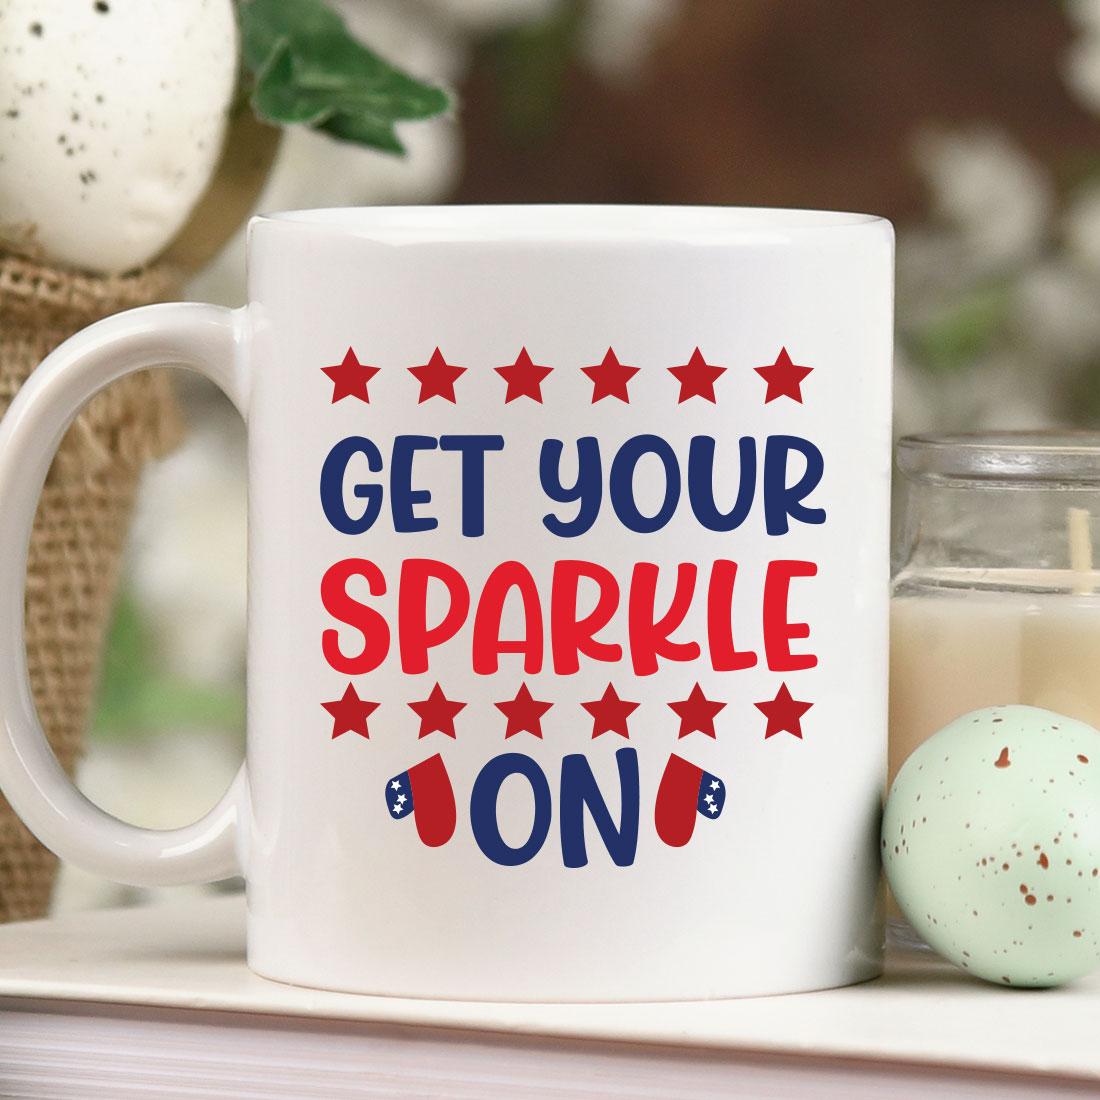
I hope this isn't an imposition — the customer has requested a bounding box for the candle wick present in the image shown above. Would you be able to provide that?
[1068,506,1093,594]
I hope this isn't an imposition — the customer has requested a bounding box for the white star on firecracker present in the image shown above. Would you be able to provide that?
[709,780,720,790]
[393,802,404,814]
[704,794,715,805]
[391,779,401,791]
[397,794,406,804]
[708,803,718,814]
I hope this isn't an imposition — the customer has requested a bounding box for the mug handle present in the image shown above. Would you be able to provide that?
[0,301,247,886]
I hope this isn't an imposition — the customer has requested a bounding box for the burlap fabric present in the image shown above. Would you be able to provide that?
[0,252,185,921]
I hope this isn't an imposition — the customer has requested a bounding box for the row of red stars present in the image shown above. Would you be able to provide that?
[322,680,812,742]
[322,346,813,407]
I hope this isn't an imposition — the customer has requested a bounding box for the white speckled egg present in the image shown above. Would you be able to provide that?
[0,0,237,274]
[884,705,1100,987]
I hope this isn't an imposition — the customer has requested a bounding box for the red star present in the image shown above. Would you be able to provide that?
[668,683,726,739]
[495,347,553,404]
[582,683,640,739]
[581,348,639,403]
[668,348,725,403]
[408,683,465,739]
[495,682,553,739]
[408,348,466,403]
[754,682,813,740]
[754,347,813,404]
[322,683,378,739]
[321,347,379,404]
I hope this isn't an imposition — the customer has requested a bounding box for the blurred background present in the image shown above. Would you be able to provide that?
[53,0,1100,909]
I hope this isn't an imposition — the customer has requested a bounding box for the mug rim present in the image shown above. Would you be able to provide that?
[249,203,889,242]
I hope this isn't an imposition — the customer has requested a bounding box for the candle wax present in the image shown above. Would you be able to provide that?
[889,587,1100,788]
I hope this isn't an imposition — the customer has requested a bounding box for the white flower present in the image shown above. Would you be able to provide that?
[1066,0,1100,29]
[331,0,469,84]
[266,121,461,212]
[1062,0,1100,112]
[414,0,564,33]
[1012,259,1100,363]
[896,226,988,318]
[1064,36,1100,112]
[126,411,247,687]
[579,0,681,80]
[1063,185,1100,274]
[911,128,1052,275]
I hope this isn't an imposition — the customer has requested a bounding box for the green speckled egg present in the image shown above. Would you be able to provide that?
[883,705,1100,987]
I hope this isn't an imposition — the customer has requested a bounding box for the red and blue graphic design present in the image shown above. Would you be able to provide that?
[322,342,819,866]
[654,754,726,848]
[386,753,456,848]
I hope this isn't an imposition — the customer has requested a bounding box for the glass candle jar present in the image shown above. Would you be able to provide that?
[889,431,1100,787]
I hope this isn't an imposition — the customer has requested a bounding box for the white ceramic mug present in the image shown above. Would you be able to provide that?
[0,206,893,1000]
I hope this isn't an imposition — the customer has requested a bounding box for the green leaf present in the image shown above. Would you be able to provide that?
[491,0,585,140]
[92,593,245,743]
[237,0,450,155]
[238,0,346,73]
[903,281,1013,376]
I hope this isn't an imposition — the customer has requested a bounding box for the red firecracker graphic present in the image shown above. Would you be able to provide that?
[654,754,726,847]
[385,753,457,847]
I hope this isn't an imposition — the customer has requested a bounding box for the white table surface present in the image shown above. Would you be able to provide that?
[0,895,1096,1080]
